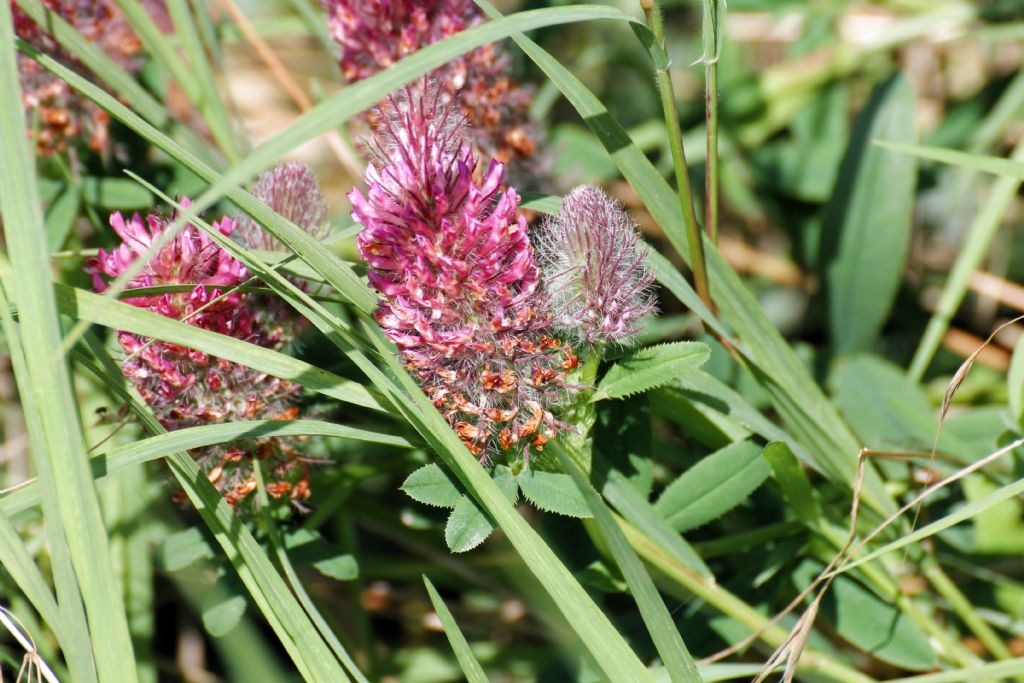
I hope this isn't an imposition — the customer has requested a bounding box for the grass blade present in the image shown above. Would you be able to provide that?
[423,576,489,683]
[553,443,702,683]
[0,6,139,680]
[2,419,412,516]
[894,138,1024,380]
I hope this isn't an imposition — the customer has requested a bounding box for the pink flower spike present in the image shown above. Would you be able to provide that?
[351,86,574,460]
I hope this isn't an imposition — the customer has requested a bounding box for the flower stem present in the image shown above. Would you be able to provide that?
[642,0,712,309]
[704,55,719,244]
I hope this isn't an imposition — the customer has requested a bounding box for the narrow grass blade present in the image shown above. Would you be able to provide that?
[552,444,701,683]
[0,7,139,680]
[165,0,241,162]
[2,419,413,516]
[876,140,1024,180]
[80,346,357,682]
[0,275,98,682]
[51,284,383,410]
[0,510,62,642]
[423,576,489,683]
[888,657,1024,683]
[898,138,1024,379]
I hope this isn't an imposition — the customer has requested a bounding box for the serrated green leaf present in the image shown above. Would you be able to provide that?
[654,441,769,532]
[201,576,248,638]
[763,442,821,523]
[401,464,462,509]
[157,527,215,572]
[493,465,520,506]
[284,529,359,581]
[824,74,917,353]
[445,496,495,554]
[593,342,710,401]
[517,469,592,518]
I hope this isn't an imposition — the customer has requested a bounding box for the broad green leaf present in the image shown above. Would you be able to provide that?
[654,441,769,532]
[830,575,935,670]
[80,177,153,210]
[552,444,702,683]
[201,576,249,638]
[445,496,495,554]
[823,74,917,353]
[593,342,711,401]
[763,442,820,523]
[44,185,79,252]
[517,469,591,518]
[284,529,359,582]
[401,464,462,509]
[0,7,138,679]
[422,576,489,683]
[157,528,214,573]
[963,477,1024,555]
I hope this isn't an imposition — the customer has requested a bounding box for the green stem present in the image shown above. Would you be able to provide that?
[642,0,712,309]
[924,561,1021,677]
[620,518,875,683]
[704,59,719,243]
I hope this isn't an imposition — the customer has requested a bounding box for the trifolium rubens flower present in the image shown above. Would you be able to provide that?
[321,0,542,185]
[350,85,578,461]
[87,198,318,509]
[535,186,657,348]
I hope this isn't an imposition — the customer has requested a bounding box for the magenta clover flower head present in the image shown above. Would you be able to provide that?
[536,186,657,347]
[12,0,150,155]
[350,86,576,459]
[235,162,329,252]
[321,0,540,183]
[87,200,311,508]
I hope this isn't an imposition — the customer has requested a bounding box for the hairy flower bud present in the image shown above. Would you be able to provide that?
[321,0,541,184]
[536,186,657,346]
[235,162,329,252]
[12,0,155,155]
[87,200,311,508]
[350,87,575,460]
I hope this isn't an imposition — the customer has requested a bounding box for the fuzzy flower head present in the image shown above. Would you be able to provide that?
[12,0,151,155]
[536,186,657,347]
[350,87,576,460]
[87,201,311,508]
[235,162,329,252]
[321,0,540,183]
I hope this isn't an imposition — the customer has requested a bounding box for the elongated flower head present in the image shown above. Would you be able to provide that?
[235,162,329,252]
[536,186,657,346]
[321,0,540,183]
[87,201,311,508]
[350,87,576,459]
[12,1,150,155]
